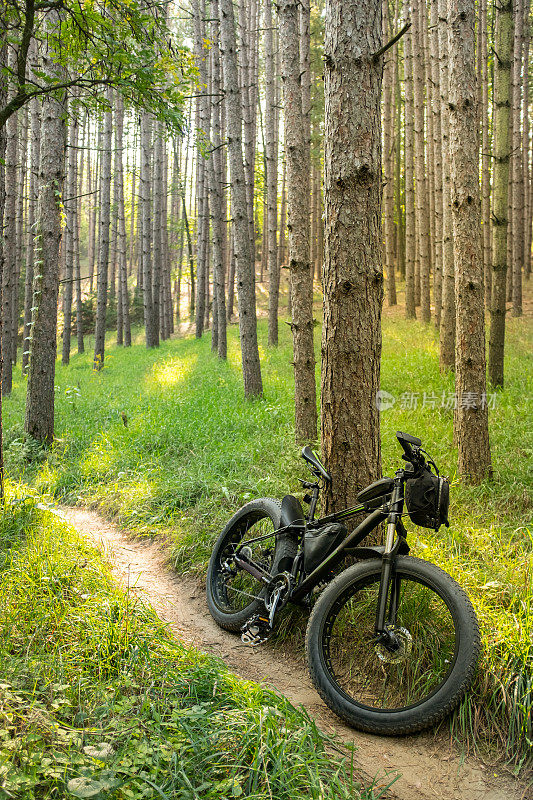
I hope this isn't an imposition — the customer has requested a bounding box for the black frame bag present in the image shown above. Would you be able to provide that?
[405,466,450,531]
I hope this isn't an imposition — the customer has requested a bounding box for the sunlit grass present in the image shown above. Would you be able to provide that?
[2,304,532,766]
[0,497,367,799]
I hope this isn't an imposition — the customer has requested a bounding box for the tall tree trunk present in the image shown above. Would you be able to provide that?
[322,0,383,511]
[511,0,524,317]
[75,119,84,354]
[265,0,279,346]
[430,0,443,326]
[404,14,416,319]
[93,92,112,370]
[523,0,531,280]
[152,121,163,347]
[383,0,397,307]
[193,0,209,338]
[208,1,227,359]
[438,0,455,370]
[62,110,78,366]
[448,0,491,482]
[412,0,431,322]
[13,105,28,367]
[0,22,6,499]
[489,0,513,387]
[24,12,67,443]
[279,0,317,441]
[115,93,131,347]
[480,0,491,308]
[220,0,263,398]
[141,111,156,347]
[2,54,17,394]
[23,91,40,372]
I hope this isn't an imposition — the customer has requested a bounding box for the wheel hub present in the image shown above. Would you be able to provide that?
[375,626,413,664]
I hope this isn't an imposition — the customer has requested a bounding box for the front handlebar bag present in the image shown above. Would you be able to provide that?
[405,467,449,531]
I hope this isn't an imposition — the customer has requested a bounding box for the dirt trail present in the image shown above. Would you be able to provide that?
[61,507,530,800]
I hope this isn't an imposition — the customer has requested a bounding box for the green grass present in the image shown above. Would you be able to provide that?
[3,308,532,768]
[0,495,378,799]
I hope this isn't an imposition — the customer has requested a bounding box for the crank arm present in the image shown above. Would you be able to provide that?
[234,556,271,585]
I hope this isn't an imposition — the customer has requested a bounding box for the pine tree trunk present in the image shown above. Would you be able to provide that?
[321,0,383,511]
[430,0,443,326]
[279,0,317,441]
[265,0,279,347]
[152,121,163,347]
[438,0,455,370]
[24,12,67,443]
[412,0,431,322]
[2,58,17,394]
[193,0,210,338]
[523,0,531,280]
[62,111,78,366]
[383,0,397,307]
[404,15,416,319]
[481,0,491,308]
[448,0,492,482]
[208,0,227,359]
[489,0,513,387]
[13,105,28,367]
[115,93,130,347]
[0,22,6,496]
[141,111,156,347]
[23,90,40,373]
[220,0,263,397]
[93,92,112,370]
[511,0,524,317]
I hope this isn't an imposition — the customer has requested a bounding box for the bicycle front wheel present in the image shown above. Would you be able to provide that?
[305,556,480,735]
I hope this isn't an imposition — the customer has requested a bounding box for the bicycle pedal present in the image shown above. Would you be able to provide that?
[241,616,272,647]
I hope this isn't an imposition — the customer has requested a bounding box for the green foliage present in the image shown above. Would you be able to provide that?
[3,309,532,767]
[0,499,366,799]
[1,0,195,130]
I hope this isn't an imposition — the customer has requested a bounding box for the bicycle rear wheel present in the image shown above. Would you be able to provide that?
[206,498,297,632]
[306,556,480,735]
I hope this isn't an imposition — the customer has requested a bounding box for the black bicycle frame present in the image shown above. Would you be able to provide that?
[233,468,409,636]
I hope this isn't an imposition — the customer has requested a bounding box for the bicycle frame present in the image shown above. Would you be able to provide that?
[233,467,410,638]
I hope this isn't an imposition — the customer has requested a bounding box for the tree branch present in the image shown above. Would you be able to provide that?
[372,21,411,61]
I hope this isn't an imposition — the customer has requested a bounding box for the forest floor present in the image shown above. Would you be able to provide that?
[3,280,532,786]
[61,505,531,800]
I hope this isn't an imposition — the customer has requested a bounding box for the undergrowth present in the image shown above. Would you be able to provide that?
[3,308,532,768]
[0,496,383,799]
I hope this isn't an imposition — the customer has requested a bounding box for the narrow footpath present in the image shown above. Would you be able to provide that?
[61,506,530,800]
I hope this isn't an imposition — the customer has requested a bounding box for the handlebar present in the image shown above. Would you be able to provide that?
[396,431,424,466]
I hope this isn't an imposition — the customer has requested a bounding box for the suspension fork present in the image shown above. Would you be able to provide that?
[374,470,404,636]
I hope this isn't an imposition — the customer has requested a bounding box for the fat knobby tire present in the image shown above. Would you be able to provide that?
[305,556,481,735]
[206,498,298,633]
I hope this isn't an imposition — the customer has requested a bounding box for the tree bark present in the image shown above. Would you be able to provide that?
[448,0,492,482]
[24,11,67,443]
[23,88,40,372]
[62,109,78,366]
[511,0,524,317]
[489,0,513,388]
[321,0,383,511]
[438,0,455,370]
[93,91,112,370]
[265,0,280,346]
[2,52,17,394]
[383,0,397,307]
[404,13,416,319]
[219,0,263,397]
[480,0,491,308]
[430,0,443,326]
[141,111,156,347]
[412,0,431,322]
[115,93,131,347]
[208,0,227,359]
[279,0,317,441]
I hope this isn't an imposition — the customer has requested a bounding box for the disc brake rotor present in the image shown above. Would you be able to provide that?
[375,626,413,664]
